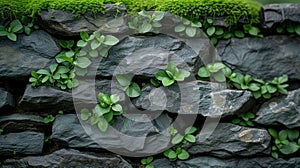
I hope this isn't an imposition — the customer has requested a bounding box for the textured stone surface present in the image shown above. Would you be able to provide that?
[38,4,128,36]
[0,114,44,133]
[185,123,271,158]
[261,3,300,29]
[96,34,202,78]
[254,89,300,129]
[1,148,132,168]
[217,36,300,81]
[0,131,44,156]
[0,30,60,79]
[52,113,172,156]
[177,157,300,168]
[18,85,74,112]
[152,158,175,168]
[133,81,253,117]
[0,88,14,110]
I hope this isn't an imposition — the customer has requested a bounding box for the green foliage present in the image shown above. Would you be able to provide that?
[116,0,158,13]
[44,135,51,142]
[268,128,300,158]
[80,93,123,132]
[164,126,197,161]
[128,10,164,34]
[276,22,300,36]
[141,156,154,168]
[43,115,55,124]
[155,62,190,87]
[116,74,141,98]
[232,112,256,127]
[20,16,39,35]
[174,17,202,38]
[0,19,23,41]
[198,62,289,99]
[0,128,3,135]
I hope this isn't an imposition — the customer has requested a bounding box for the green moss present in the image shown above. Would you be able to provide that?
[1,0,261,26]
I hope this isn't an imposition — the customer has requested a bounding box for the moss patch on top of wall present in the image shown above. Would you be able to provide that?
[1,0,261,25]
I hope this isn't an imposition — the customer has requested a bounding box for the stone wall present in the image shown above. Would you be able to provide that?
[0,3,300,168]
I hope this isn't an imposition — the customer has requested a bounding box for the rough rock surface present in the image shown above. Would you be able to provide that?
[0,88,14,110]
[261,3,300,29]
[0,148,132,168]
[96,34,203,78]
[0,114,44,133]
[133,81,253,117]
[52,113,172,156]
[0,131,44,156]
[185,123,271,158]
[254,89,300,129]
[38,4,128,36]
[18,85,74,112]
[0,30,60,79]
[217,36,300,81]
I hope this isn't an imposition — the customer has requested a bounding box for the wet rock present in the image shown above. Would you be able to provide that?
[185,123,271,158]
[133,81,253,117]
[254,89,300,128]
[0,131,44,156]
[1,148,132,168]
[261,3,300,29]
[0,30,60,80]
[0,114,44,133]
[151,158,175,168]
[217,36,300,81]
[18,85,73,112]
[96,34,202,78]
[38,4,128,36]
[0,88,14,110]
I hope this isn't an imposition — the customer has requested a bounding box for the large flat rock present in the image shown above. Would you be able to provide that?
[0,88,14,110]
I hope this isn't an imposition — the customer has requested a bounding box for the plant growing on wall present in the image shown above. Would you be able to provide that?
[141,156,154,168]
[268,128,300,159]
[155,62,190,87]
[80,93,123,132]
[174,17,202,37]
[0,19,23,41]
[116,74,141,98]
[232,112,256,127]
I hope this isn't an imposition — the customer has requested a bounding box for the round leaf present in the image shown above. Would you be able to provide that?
[103,35,119,46]
[110,94,120,104]
[126,82,141,98]
[112,104,122,112]
[98,117,108,132]
[116,74,131,87]
[234,30,245,38]
[186,27,196,37]
[198,67,210,77]
[178,149,189,160]
[172,134,184,145]
[80,108,90,120]
[184,134,196,143]
[175,24,185,32]
[279,142,299,155]
[162,77,174,87]
[155,70,168,80]
[206,26,215,36]
[76,57,91,68]
[139,22,152,33]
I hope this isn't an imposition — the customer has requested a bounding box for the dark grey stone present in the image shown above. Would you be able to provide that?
[52,113,172,156]
[0,114,44,133]
[185,123,271,158]
[96,34,202,78]
[0,131,44,156]
[0,88,14,110]
[133,81,253,117]
[0,148,132,168]
[177,157,300,168]
[0,30,60,79]
[38,4,128,36]
[217,36,300,81]
[254,88,300,129]
[18,85,74,112]
[151,158,175,168]
[261,3,300,29]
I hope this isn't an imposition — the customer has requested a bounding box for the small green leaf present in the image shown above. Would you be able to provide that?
[90,115,99,125]
[77,57,91,68]
[153,11,164,21]
[287,130,299,141]
[126,82,141,98]
[110,94,120,104]
[198,67,210,77]
[279,142,299,155]
[268,128,278,139]
[186,27,196,37]
[91,40,101,50]
[249,27,260,36]
[80,108,90,120]
[234,30,244,38]
[279,130,288,141]
[213,71,226,82]
[278,75,288,83]
[98,117,108,132]
[139,22,152,33]
[164,149,177,159]
[249,83,260,91]
[42,76,49,83]
[267,85,277,93]
[104,111,114,122]
[295,25,300,35]
[89,50,99,58]
[223,32,232,39]
[184,134,196,143]
[232,118,241,124]
[49,64,58,74]
[112,104,122,112]
[104,35,119,46]
[10,20,23,33]
[174,69,190,81]
[207,62,225,73]
[177,149,189,160]
[166,62,178,75]
[7,33,17,41]
[185,126,197,134]
[172,134,184,145]
[99,48,109,57]
[215,27,224,35]
[80,31,89,41]
[191,21,202,28]
[272,151,279,159]
[162,77,174,87]
[206,26,215,36]
[116,74,131,87]
[77,40,87,47]
[246,120,255,127]
[155,70,168,80]
[98,93,112,105]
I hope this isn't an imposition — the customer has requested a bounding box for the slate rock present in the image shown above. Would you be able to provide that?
[0,30,60,79]
[0,131,44,156]
[0,88,14,110]
[261,3,300,29]
[0,114,44,133]
[1,148,132,168]
[177,157,300,168]
[96,34,202,78]
[133,81,253,117]
[217,36,300,81]
[18,85,74,112]
[185,123,271,158]
[254,88,300,129]
[52,113,172,156]
[151,158,175,168]
[38,4,128,36]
